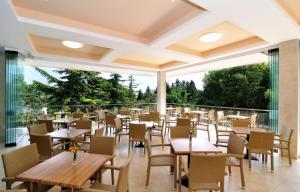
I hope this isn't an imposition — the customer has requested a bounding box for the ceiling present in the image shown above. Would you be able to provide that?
[0,0,300,76]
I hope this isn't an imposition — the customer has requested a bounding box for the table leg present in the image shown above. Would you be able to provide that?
[32,183,38,192]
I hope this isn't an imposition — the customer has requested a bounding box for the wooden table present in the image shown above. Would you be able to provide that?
[16,151,112,191]
[53,118,79,129]
[169,137,222,187]
[46,128,89,140]
[130,120,155,128]
[169,137,222,155]
[231,127,265,135]
[226,115,250,120]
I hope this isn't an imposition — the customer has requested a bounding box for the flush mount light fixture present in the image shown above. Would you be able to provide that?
[199,32,223,43]
[62,40,83,49]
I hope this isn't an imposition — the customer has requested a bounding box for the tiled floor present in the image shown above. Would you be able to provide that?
[1,124,300,192]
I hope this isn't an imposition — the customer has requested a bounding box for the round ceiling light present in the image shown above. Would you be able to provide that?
[62,40,83,49]
[199,32,223,43]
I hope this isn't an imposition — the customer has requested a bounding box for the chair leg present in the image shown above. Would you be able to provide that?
[178,163,182,192]
[220,181,224,192]
[228,166,232,176]
[111,159,115,185]
[248,150,251,170]
[207,126,211,141]
[280,148,284,159]
[271,151,274,172]
[146,162,151,187]
[240,160,245,188]
[128,139,131,153]
[288,147,292,166]
[174,157,177,189]
[118,135,121,143]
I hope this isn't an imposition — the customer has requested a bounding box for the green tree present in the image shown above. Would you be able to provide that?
[198,63,269,109]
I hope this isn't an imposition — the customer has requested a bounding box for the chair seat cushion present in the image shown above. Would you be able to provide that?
[150,155,174,166]
[248,148,270,154]
[196,124,208,131]
[79,143,90,151]
[226,156,240,166]
[91,182,116,192]
[150,131,162,136]
[274,143,288,149]
[116,130,129,135]
[190,182,220,191]
[218,137,229,143]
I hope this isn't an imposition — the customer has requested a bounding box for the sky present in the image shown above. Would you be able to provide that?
[24,66,206,91]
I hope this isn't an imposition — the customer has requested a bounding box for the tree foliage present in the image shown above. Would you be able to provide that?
[198,63,269,109]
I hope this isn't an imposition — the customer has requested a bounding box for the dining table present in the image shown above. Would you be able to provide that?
[169,137,222,187]
[47,128,89,148]
[53,118,79,129]
[16,151,112,191]
[226,114,250,120]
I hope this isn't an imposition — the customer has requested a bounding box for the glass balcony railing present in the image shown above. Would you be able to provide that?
[16,103,273,132]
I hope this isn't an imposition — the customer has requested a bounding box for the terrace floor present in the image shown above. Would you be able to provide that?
[0,124,300,192]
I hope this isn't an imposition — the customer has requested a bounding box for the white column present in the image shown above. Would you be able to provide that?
[279,39,300,158]
[157,71,166,114]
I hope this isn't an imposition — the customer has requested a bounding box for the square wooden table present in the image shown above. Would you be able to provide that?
[231,127,265,135]
[169,137,222,155]
[53,118,79,129]
[46,128,89,140]
[16,151,112,190]
[169,137,222,187]
[225,115,250,120]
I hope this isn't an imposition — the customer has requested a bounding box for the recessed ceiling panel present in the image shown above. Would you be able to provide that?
[114,51,185,69]
[12,0,206,43]
[276,0,300,25]
[168,22,265,57]
[28,34,111,61]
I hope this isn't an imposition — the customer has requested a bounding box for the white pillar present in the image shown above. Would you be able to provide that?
[279,39,300,158]
[157,71,166,114]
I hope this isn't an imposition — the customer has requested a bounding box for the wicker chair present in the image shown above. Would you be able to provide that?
[214,123,233,147]
[75,119,92,140]
[176,118,191,127]
[216,133,246,188]
[105,114,116,135]
[170,126,190,139]
[149,118,165,145]
[145,137,176,188]
[89,136,116,185]
[27,123,48,135]
[247,131,275,172]
[164,114,176,136]
[1,144,39,190]
[139,114,150,121]
[274,127,293,165]
[78,154,132,192]
[217,111,230,127]
[29,134,64,160]
[179,153,226,192]
[114,117,129,144]
[128,123,147,154]
[37,119,56,132]
[96,110,106,128]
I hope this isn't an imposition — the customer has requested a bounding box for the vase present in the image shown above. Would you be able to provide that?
[72,152,77,165]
